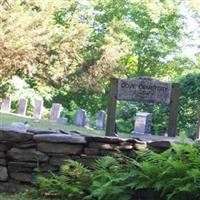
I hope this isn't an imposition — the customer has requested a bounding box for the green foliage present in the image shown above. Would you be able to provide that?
[90,156,132,200]
[0,0,199,138]
[128,142,200,200]
[36,160,91,199]
[34,142,200,200]
[178,73,200,138]
[116,101,169,134]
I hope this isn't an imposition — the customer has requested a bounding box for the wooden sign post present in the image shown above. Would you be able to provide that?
[106,77,180,137]
[197,117,200,139]
[196,107,200,139]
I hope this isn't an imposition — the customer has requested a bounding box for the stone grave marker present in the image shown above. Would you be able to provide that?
[50,103,62,121]
[133,112,152,134]
[57,117,68,125]
[32,99,43,120]
[0,97,11,113]
[17,98,28,115]
[84,116,91,129]
[96,110,106,130]
[74,109,86,127]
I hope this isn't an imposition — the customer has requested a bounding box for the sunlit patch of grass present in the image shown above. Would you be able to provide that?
[0,112,129,138]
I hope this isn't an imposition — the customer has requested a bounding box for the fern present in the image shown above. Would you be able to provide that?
[36,160,91,199]
[35,142,200,200]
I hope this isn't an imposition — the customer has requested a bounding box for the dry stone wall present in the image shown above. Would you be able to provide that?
[0,127,172,193]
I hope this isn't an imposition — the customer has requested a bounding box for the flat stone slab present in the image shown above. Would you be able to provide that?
[0,127,33,142]
[7,148,48,162]
[27,128,59,135]
[84,134,127,143]
[0,181,29,193]
[49,155,71,166]
[8,161,37,168]
[0,166,8,181]
[34,133,86,144]
[0,143,9,151]
[10,172,35,183]
[37,142,83,155]
[0,152,5,158]
[132,133,193,143]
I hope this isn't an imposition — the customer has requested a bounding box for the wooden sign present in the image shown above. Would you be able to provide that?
[106,77,180,137]
[117,78,172,104]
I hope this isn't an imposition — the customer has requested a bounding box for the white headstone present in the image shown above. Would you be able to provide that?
[133,112,152,134]
[17,98,28,115]
[33,99,43,120]
[96,110,106,130]
[0,97,11,113]
[74,109,86,127]
[50,103,62,121]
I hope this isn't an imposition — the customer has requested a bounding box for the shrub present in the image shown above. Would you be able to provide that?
[36,160,91,199]
[35,142,200,200]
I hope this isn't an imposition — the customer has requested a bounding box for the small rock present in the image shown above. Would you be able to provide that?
[34,133,86,144]
[8,161,37,168]
[37,142,83,155]
[10,172,35,183]
[89,142,117,150]
[0,166,8,181]
[57,117,68,125]
[7,148,49,162]
[49,155,71,166]
[0,159,6,166]
[0,127,33,142]
[84,135,126,143]
[11,122,30,130]
[0,143,9,151]
[0,181,29,193]
[0,152,5,158]
[84,147,99,155]
[33,119,40,123]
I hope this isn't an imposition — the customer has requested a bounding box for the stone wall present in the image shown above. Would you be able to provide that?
[0,127,172,193]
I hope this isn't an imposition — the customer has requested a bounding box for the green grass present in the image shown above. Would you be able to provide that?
[0,193,62,200]
[0,112,129,138]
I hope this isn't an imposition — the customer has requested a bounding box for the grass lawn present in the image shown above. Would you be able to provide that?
[0,193,62,200]
[0,112,129,138]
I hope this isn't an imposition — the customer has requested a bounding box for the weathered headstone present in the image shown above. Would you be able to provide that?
[74,109,86,127]
[133,112,152,134]
[57,117,68,125]
[84,117,91,129]
[50,103,62,121]
[32,99,43,120]
[0,97,11,113]
[96,111,106,130]
[17,98,28,115]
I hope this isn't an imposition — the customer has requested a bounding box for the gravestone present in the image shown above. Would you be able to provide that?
[32,99,43,120]
[133,112,152,134]
[50,103,62,121]
[74,109,86,127]
[57,117,68,125]
[17,98,28,115]
[0,97,11,113]
[96,110,106,130]
[84,117,90,128]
